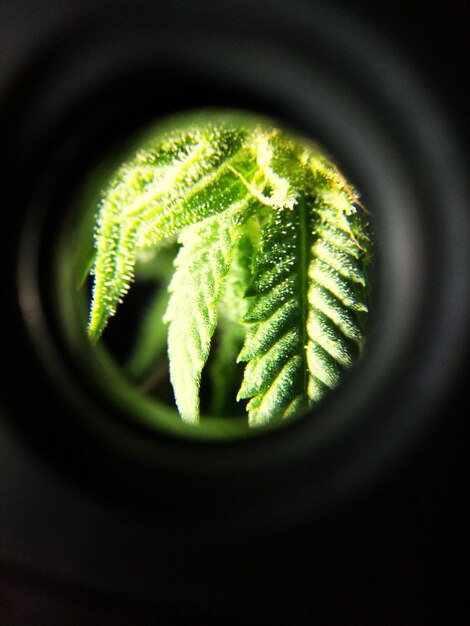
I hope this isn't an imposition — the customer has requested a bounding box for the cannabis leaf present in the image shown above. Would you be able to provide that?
[87,112,371,427]
[164,203,250,422]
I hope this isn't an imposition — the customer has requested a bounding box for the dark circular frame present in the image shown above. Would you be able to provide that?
[1,0,468,540]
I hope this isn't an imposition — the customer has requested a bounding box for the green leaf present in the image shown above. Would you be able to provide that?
[88,120,258,340]
[86,112,372,428]
[163,198,255,423]
[237,153,369,426]
[237,192,312,426]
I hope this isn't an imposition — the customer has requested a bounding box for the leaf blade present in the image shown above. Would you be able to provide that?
[237,199,311,426]
[238,146,371,425]
[164,199,254,423]
[87,122,258,340]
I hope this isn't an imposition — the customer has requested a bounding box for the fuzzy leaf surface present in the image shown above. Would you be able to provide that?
[163,197,255,423]
[86,113,372,428]
[88,120,258,340]
[238,153,370,425]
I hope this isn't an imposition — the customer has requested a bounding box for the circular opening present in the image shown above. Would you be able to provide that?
[55,108,375,441]
[8,0,467,530]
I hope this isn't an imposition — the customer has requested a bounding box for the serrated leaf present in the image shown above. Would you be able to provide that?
[163,198,254,423]
[88,121,259,340]
[86,113,372,428]
[237,193,312,426]
[238,153,370,426]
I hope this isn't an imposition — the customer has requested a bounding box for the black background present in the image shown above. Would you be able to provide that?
[0,1,468,624]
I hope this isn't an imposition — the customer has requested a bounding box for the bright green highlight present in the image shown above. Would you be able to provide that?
[87,111,371,427]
